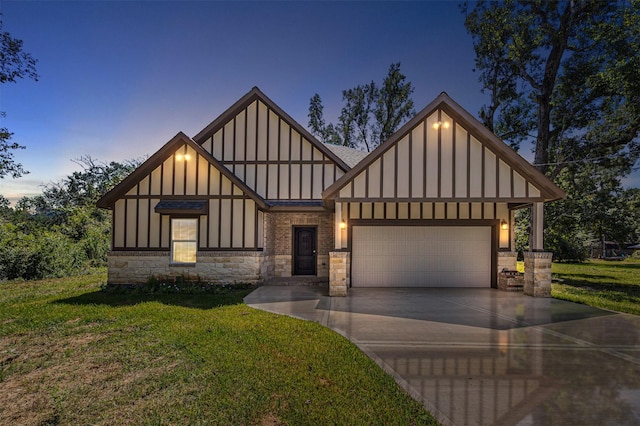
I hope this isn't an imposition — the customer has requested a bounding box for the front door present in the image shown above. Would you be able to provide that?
[293,227,317,275]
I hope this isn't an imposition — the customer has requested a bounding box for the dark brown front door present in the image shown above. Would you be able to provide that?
[293,227,316,275]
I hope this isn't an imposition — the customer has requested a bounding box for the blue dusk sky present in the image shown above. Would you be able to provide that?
[0,1,637,203]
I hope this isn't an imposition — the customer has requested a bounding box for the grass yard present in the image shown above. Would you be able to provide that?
[0,270,437,425]
[552,258,640,315]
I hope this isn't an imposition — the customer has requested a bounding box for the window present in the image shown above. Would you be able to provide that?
[171,218,197,263]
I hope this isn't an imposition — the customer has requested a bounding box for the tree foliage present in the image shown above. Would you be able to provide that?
[0,17,38,179]
[0,157,140,280]
[464,0,640,177]
[464,0,640,257]
[308,63,414,152]
[0,125,27,178]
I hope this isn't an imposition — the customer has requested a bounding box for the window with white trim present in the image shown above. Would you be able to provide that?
[171,218,198,263]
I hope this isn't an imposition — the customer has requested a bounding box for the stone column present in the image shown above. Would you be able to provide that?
[523,252,552,297]
[329,251,350,296]
[497,251,518,272]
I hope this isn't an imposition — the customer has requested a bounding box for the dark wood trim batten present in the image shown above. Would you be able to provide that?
[218,167,223,248]
[452,119,456,197]
[466,132,471,198]
[288,126,292,199]
[265,107,270,197]
[437,109,442,199]
[277,117,281,199]
[394,143,398,198]
[408,131,413,198]
[510,167,514,198]
[495,151,500,198]
[423,116,427,198]
[299,133,303,199]
[133,198,139,247]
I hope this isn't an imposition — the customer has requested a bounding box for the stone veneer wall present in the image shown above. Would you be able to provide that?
[329,251,350,296]
[107,251,264,285]
[264,211,334,278]
[497,251,518,273]
[523,251,552,297]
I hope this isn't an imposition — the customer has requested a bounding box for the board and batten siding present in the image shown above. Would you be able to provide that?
[341,201,510,222]
[331,108,538,251]
[199,99,345,200]
[336,201,511,250]
[336,110,542,203]
[112,143,263,251]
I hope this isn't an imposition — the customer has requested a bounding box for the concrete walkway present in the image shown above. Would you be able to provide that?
[245,286,640,426]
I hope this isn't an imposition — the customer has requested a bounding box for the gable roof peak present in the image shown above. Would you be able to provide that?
[96,131,268,210]
[322,92,565,202]
[192,87,351,172]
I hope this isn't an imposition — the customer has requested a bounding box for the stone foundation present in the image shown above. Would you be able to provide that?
[523,252,552,297]
[497,251,518,274]
[107,251,264,285]
[329,251,350,296]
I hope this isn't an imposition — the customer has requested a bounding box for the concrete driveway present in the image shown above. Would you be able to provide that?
[245,286,640,426]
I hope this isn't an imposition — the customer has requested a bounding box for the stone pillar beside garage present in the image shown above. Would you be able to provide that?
[328,202,349,296]
[329,251,350,296]
[522,203,553,297]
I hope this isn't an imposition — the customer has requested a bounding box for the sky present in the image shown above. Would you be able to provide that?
[0,0,637,204]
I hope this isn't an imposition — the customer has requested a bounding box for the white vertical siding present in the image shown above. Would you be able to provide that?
[333,109,548,204]
[111,144,264,251]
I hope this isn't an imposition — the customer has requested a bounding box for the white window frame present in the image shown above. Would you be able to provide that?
[170,218,198,264]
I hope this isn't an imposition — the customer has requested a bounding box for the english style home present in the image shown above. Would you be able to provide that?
[97,87,564,296]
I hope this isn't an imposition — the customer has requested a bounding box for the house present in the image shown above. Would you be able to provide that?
[97,87,565,297]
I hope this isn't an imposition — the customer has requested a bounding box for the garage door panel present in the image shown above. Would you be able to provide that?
[352,226,491,287]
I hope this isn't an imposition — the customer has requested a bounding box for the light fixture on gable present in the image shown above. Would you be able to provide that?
[432,120,450,130]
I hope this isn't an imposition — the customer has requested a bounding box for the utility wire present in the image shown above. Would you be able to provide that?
[534,154,636,167]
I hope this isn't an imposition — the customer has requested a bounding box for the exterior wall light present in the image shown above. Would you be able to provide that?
[176,153,191,161]
[432,120,450,130]
[501,220,509,230]
[339,221,347,230]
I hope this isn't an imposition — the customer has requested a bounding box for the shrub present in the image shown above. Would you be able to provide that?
[0,223,86,280]
[101,275,254,294]
[545,227,590,262]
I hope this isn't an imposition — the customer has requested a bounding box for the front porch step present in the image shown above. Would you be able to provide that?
[263,276,329,287]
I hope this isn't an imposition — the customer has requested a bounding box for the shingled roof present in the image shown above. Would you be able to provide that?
[323,144,369,168]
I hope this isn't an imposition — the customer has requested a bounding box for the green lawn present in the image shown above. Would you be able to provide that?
[551,259,640,315]
[0,271,437,425]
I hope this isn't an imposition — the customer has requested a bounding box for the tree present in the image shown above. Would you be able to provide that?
[38,155,141,212]
[308,94,343,146]
[0,17,38,179]
[464,0,640,256]
[464,0,640,177]
[0,156,141,279]
[308,62,414,152]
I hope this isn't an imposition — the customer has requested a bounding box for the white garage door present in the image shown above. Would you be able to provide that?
[351,226,492,287]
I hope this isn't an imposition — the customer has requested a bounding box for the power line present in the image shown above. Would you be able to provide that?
[534,154,637,167]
